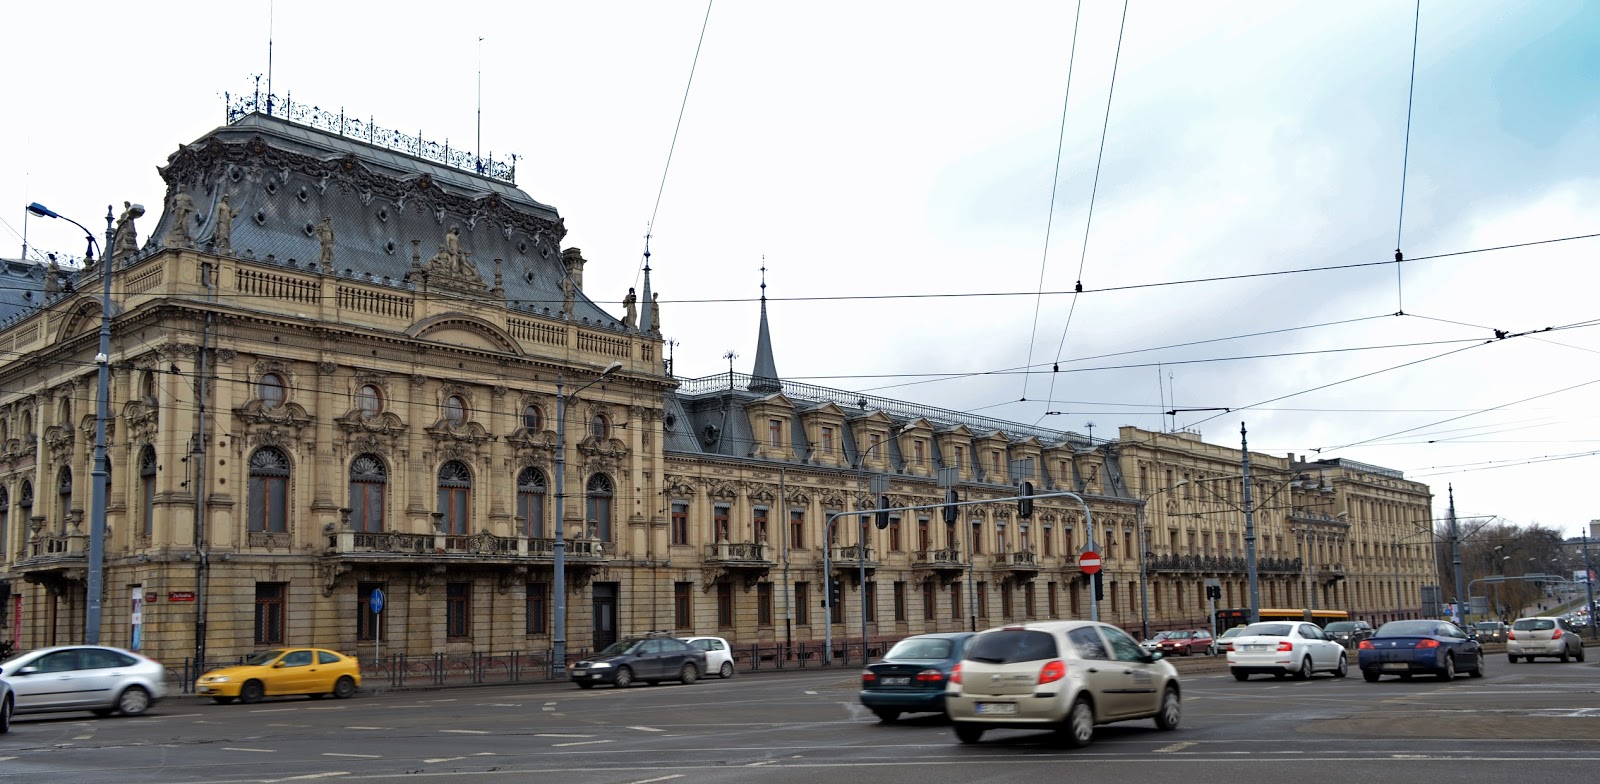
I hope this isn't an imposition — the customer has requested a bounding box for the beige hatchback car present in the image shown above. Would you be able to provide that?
[1506,617,1586,663]
[945,620,1181,747]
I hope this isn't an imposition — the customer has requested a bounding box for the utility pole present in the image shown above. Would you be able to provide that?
[1241,423,1260,625]
[1449,485,1464,625]
[1585,520,1597,640]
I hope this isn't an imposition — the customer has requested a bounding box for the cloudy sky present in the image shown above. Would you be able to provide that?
[4,1,1597,542]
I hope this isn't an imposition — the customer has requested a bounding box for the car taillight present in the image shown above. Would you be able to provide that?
[950,662,962,685]
[1508,630,1516,640]
[1038,659,1066,685]
[862,670,877,685]
[916,668,945,683]
[1358,640,1374,650]
[1415,639,1440,649]
[1552,628,1563,639]
[1276,641,1293,652]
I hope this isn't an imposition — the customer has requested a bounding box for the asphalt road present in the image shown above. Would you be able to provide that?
[2,653,1597,784]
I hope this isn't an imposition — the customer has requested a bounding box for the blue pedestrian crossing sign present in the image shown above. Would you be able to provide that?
[369,588,385,614]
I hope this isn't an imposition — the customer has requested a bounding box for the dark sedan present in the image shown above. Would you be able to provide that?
[859,632,974,722]
[1325,620,1376,649]
[1470,621,1509,644]
[569,637,707,688]
[1357,619,1485,682]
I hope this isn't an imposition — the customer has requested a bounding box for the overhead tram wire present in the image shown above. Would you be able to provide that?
[1020,0,1086,405]
[634,0,716,289]
[1407,449,1600,479]
[1393,0,1422,313]
[1041,0,1131,422]
[1318,373,1600,453]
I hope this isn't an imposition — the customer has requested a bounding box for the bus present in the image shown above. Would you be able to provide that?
[1215,608,1350,629]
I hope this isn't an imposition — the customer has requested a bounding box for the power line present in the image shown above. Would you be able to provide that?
[1393,0,1423,312]
[637,0,716,284]
[1020,0,1085,405]
[1320,373,1600,453]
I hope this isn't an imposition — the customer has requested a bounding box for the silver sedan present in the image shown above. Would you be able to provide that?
[0,645,166,718]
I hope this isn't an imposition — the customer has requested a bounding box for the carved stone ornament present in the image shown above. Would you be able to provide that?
[43,425,76,465]
[749,486,777,504]
[424,419,494,446]
[235,399,314,430]
[784,487,812,505]
[335,408,407,437]
[415,564,447,595]
[820,490,846,508]
[321,562,352,597]
[707,480,740,501]
[664,474,697,497]
[505,427,557,456]
[122,400,160,444]
[421,225,487,291]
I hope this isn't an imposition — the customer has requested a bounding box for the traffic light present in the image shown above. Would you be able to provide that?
[1204,584,1222,601]
[1017,481,1035,518]
[943,488,960,524]
[875,495,891,530]
[827,578,843,607]
[1092,572,1104,602]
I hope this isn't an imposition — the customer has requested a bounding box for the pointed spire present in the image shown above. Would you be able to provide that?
[638,229,655,334]
[750,259,782,394]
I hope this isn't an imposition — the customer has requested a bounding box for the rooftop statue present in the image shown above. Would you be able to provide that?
[213,195,239,255]
[166,191,195,248]
[317,216,336,266]
[111,201,146,264]
[623,287,637,329]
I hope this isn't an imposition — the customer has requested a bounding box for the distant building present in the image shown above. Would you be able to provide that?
[0,97,1438,667]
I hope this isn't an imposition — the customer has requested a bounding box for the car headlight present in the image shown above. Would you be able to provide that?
[204,676,231,683]
[589,662,612,669]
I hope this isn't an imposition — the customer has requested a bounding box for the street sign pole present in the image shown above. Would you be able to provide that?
[369,588,385,667]
[1079,551,1102,623]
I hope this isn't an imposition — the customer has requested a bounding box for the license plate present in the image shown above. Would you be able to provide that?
[976,702,1017,715]
[1246,644,1268,651]
[881,676,910,686]
[1382,663,1409,671]
[592,672,605,678]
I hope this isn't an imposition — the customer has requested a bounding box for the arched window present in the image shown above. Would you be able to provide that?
[259,373,287,409]
[248,447,291,533]
[522,405,543,432]
[59,398,72,427]
[443,395,466,425]
[517,467,546,538]
[57,467,72,532]
[437,460,472,535]
[585,473,614,541]
[140,446,157,536]
[589,413,609,440]
[348,454,387,532]
[21,409,33,436]
[356,385,383,417]
[142,371,159,407]
[19,480,34,522]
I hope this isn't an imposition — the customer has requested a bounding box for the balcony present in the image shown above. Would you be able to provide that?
[323,530,614,566]
[1145,554,1304,576]
[912,547,966,585]
[1316,562,1347,582]
[14,531,88,580]
[996,549,1040,585]
[830,544,878,576]
[702,540,775,589]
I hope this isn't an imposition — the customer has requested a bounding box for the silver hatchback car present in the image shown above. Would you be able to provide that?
[0,645,167,718]
[945,620,1181,747]
[1507,617,1586,663]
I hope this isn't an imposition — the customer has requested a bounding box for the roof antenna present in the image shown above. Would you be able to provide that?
[266,0,275,115]
[476,36,484,171]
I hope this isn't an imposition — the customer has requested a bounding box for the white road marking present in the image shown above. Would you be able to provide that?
[72,735,94,740]
[223,747,276,753]
[305,706,347,711]
[479,703,522,707]
[804,690,818,694]
[1156,742,1196,753]
[345,726,388,730]
[440,729,489,734]
[629,725,665,732]
[265,774,350,783]
[249,708,300,713]
[747,761,775,767]
[535,733,594,738]
[472,752,497,756]
[0,757,15,762]
[425,757,465,763]
[323,753,381,759]
[622,775,683,784]
[553,740,614,747]
[268,723,312,727]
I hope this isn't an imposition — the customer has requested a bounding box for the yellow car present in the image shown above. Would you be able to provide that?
[196,648,361,704]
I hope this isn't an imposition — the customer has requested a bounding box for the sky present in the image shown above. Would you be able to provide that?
[3,1,1598,542]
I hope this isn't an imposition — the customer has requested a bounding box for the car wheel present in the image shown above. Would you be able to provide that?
[680,663,699,685]
[0,695,11,734]
[1155,686,1181,731]
[1469,656,1485,679]
[719,661,735,679]
[116,686,151,716]
[1232,669,1249,682]
[1362,670,1381,683]
[333,676,356,699]
[1060,696,1096,748]
[1508,654,1518,664]
[874,709,901,723]
[1559,649,1570,663]
[1438,655,1455,681]
[1577,646,1586,663]
[1334,654,1348,679]
[613,667,634,688]
[212,696,237,704]
[576,682,595,689]
[953,722,985,744]
[240,680,265,704]
[1293,658,1312,681]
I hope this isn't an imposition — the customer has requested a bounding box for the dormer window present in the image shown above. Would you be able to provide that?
[868,433,882,461]
[768,418,784,449]
[820,426,835,454]
[912,440,925,465]
[259,373,286,409]
[990,450,1002,475]
[953,446,964,470]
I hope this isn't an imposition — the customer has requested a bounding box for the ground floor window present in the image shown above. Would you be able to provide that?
[795,582,810,626]
[717,582,734,627]
[526,582,549,635]
[357,581,383,641]
[447,582,471,639]
[757,582,773,626]
[255,582,286,645]
[674,582,693,629]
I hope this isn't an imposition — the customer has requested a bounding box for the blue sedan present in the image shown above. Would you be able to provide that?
[1357,619,1485,682]
[859,632,974,722]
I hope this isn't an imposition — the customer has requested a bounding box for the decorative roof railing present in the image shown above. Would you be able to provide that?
[677,371,1076,444]
[224,82,518,184]
[1324,458,1405,479]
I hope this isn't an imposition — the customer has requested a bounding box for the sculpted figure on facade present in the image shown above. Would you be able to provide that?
[561,274,575,317]
[165,191,195,247]
[111,201,145,264]
[650,292,661,335]
[317,216,336,266]
[212,194,239,254]
[622,287,637,328]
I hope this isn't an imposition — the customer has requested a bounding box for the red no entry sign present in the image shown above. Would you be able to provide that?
[1078,550,1102,575]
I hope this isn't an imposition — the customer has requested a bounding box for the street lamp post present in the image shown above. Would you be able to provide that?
[26,202,115,644]
[1135,480,1186,641]
[551,360,623,677]
[1583,521,1597,640]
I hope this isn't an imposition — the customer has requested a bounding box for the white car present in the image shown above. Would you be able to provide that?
[945,620,1182,748]
[1,675,12,733]
[0,645,167,718]
[1507,617,1585,663]
[1139,632,1172,651]
[681,636,736,678]
[1227,621,1348,681]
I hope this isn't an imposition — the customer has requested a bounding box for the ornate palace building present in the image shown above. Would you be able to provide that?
[0,98,1436,666]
